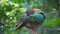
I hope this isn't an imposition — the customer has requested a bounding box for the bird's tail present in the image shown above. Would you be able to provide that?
[16,22,25,29]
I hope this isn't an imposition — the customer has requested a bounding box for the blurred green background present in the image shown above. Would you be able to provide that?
[0,0,59,34]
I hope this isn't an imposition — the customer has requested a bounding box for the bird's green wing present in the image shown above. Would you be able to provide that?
[26,13,45,25]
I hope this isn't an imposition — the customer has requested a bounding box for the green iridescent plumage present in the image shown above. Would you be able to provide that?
[26,13,44,25]
[16,9,45,30]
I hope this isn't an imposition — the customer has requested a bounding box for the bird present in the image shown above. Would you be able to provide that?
[16,9,46,34]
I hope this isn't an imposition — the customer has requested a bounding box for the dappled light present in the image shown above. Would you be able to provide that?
[0,0,59,34]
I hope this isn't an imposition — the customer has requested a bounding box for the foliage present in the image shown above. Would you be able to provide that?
[42,17,60,27]
[0,0,59,34]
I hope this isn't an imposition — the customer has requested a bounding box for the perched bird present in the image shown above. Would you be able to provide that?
[16,9,46,34]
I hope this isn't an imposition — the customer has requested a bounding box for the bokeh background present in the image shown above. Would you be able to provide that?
[0,0,59,34]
